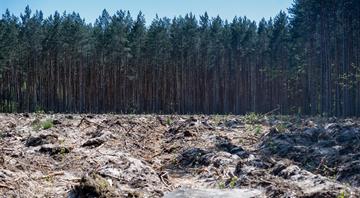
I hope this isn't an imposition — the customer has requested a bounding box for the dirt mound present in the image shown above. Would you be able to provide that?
[261,120,360,187]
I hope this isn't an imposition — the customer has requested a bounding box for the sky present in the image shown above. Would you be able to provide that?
[1,0,294,24]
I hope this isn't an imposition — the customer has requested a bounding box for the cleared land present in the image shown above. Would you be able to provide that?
[0,114,359,197]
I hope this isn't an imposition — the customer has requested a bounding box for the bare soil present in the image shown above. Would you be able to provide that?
[0,114,359,197]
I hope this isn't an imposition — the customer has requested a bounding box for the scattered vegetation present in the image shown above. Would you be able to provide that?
[229,176,238,188]
[243,112,263,124]
[97,177,109,190]
[42,119,54,129]
[218,182,225,189]
[274,123,287,133]
[337,191,349,198]
[58,139,67,161]
[245,124,263,135]
[32,119,54,131]
[166,117,172,125]
[44,175,55,183]
[213,114,224,125]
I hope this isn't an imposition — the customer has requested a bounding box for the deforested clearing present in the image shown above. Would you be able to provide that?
[0,114,360,197]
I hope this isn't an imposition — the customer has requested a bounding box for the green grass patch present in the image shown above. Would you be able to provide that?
[42,119,54,129]
[229,176,238,188]
[166,117,172,125]
[337,191,349,198]
[32,119,54,131]
[218,182,225,189]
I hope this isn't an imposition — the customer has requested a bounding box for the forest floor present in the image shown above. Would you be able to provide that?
[0,113,360,198]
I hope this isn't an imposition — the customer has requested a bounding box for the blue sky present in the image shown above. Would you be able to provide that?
[1,0,293,24]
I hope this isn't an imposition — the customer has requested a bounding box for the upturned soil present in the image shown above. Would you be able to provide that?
[0,113,360,197]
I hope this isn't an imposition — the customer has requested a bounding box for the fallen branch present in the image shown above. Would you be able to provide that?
[241,136,258,142]
[0,183,14,190]
[37,171,65,180]
[264,105,280,116]
[159,171,171,188]
[77,117,101,128]
[1,148,14,151]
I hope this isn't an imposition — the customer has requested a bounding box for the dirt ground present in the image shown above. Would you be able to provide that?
[0,113,360,197]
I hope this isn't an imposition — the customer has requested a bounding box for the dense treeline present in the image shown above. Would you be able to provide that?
[0,0,359,116]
